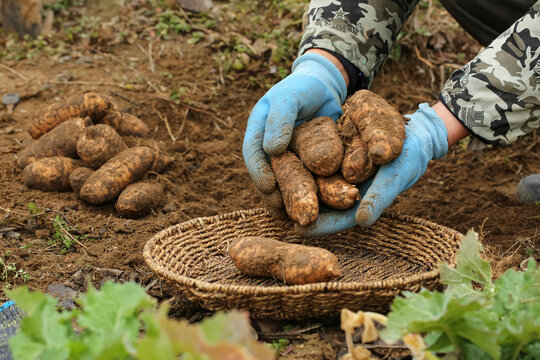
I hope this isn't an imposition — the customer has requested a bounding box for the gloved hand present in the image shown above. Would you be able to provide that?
[242,53,347,195]
[296,103,449,237]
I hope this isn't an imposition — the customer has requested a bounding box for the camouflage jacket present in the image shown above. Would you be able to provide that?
[299,1,540,146]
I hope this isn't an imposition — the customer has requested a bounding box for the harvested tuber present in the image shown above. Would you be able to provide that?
[115,182,163,218]
[28,92,113,139]
[122,136,173,173]
[23,157,82,192]
[261,188,289,221]
[101,111,149,137]
[316,174,360,210]
[271,151,318,226]
[341,134,377,184]
[342,90,405,164]
[228,236,342,285]
[76,124,128,169]
[79,146,156,205]
[17,117,92,169]
[69,167,94,195]
[289,116,343,176]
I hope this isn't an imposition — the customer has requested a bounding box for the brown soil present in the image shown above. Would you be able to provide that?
[0,1,538,359]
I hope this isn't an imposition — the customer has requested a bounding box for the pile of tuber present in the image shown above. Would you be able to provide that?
[115,182,163,218]
[17,91,176,218]
[23,157,82,192]
[267,90,405,226]
[76,124,128,169]
[79,146,156,205]
[17,117,92,169]
[27,92,113,139]
[100,111,150,137]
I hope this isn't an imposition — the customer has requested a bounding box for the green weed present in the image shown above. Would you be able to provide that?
[49,215,87,254]
[44,0,85,12]
[268,338,289,354]
[0,252,30,288]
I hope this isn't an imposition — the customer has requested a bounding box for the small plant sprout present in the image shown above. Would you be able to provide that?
[49,215,88,253]
[0,254,30,288]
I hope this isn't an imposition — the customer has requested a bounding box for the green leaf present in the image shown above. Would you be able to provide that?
[199,311,275,359]
[8,283,276,360]
[379,232,540,360]
[380,289,485,345]
[27,202,38,213]
[77,281,155,332]
[199,311,249,344]
[137,309,274,360]
[459,340,492,360]
[440,230,492,289]
[136,305,192,360]
[425,332,453,353]
[7,286,74,360]
[453,310,499,359]
[521,340,540,359]
[76,281,156,358]
[492,258,540,354]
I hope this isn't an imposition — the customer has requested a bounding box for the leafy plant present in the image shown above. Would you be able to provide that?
[44,0,85,13]
[268,338,289,354]
[0,253,30,287]
[8,281,275,360]
[27,202,42,215]
[49,215,87,253]
[381,231,540,360]
[154,10,191,39]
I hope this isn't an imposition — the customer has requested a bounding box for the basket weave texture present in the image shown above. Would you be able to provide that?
[144,208,462,320]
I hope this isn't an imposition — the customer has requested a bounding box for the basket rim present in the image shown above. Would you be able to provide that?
[143,208,463,295]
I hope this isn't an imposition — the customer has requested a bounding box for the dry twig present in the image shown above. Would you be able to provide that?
[109,90,144,106]
[0,64,29,81]
[152,106,177,142]
[414,46,436,69]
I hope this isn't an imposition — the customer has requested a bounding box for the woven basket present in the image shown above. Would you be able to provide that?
[144,208,462,320]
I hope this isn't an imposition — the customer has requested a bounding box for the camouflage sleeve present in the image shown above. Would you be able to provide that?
[440,2,540,146]
[299,0,420,88]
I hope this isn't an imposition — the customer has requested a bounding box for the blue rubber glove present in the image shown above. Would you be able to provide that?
[243,53,347,194]
[296,103,449,237]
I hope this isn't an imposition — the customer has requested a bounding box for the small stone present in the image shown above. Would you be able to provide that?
[173,0,213,12]
[169,140,186,153]
[162,201,179,213]
[4,230,20,239]
[72,270,85,285]
[47,284,78,310]
[516,174,540,204]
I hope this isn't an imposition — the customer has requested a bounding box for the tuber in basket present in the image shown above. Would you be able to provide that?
[144,208,462,320]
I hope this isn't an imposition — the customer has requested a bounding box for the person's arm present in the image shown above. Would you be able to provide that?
[439,2,540,146]
[432,101,471,146]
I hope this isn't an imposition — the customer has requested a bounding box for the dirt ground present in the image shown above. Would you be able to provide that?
[0,1,538,359]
